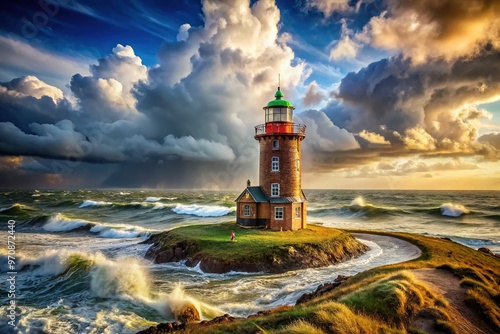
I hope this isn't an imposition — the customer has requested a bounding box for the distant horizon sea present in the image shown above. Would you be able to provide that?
[1,189,498,333]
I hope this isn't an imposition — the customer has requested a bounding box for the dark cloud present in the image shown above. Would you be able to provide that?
[0,0,306,188]
[328,51,500,154]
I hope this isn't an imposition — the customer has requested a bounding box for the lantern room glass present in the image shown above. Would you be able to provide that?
[265,107,293,123]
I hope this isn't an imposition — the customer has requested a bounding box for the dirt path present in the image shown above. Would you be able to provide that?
[412,268,496,334]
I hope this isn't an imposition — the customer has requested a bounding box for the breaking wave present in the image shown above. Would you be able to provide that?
[16,249,215,321]
[43,213,90,232]
[440,203,470,217]
[0,203,36,215]
[79,200,113,208]
[40,213,151,238]
[77,199,173,211]
[89,224,150,238]
[308,196,408,219]
[172,204,234,217]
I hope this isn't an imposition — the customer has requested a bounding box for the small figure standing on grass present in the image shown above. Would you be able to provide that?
[231,231,235,242]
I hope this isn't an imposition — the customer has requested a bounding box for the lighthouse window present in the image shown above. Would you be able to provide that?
[266,109,274,122]
[243,205,251,216]
[271,157,279,171]
[273,109,281,122]
[271,183,280,197]
[275,207,284,220]
[272,140,279,150]
[296,158,300,171]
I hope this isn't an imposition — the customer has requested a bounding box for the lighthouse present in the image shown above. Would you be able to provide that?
[235,87,307,230]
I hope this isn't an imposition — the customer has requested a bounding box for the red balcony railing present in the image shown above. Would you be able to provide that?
[255,123,306,136]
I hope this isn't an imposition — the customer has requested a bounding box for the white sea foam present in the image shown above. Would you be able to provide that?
[145,197,161,202]
[152,203,170,210]
[172,204,234,217]
[20,249,95,276]
[89,256,213,320]
[90,256,150,300]
[440,202,470,217]
[79,200,113,208]
[90,224,150,239]
[42,213,149,238]
[43,213,91,232]
[350,196,366,206]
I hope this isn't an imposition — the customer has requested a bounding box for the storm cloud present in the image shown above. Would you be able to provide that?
[0,0,308,188]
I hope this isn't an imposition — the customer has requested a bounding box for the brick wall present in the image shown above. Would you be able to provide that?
[257,135,303,198]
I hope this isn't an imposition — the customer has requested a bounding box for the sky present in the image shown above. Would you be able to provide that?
[0,0,499,190]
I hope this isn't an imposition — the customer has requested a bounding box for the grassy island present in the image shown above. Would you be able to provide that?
[143,222,368,274]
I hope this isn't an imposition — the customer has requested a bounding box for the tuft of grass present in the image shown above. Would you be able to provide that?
[465,288,500,329]
[312,302,402,334]
[338,271,436,329]
[434,320,455,333]
[276,320,324,334]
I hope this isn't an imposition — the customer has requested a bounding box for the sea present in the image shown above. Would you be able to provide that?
[0,189,498,333]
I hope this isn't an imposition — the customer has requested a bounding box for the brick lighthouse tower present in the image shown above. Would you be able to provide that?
[235,86,307,230]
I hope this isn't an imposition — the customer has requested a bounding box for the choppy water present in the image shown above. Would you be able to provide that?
[0,189,498,333]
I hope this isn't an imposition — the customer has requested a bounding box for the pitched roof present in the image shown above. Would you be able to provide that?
[235,186,269,203]
[235,187,308,203]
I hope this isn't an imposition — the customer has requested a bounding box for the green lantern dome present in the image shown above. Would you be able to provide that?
[266,88,293,108]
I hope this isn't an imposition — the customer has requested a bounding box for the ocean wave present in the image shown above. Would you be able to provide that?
[0,203,36,215]
[18,249,207,320]
[20,249,89,276]
[90,224,150,238]
[41,213,150,238]
[78,199,173,211]
[347,196,407,218]
[145,197,161,202]
[43,213,92,232]
[79,200,113,208]
[440,202,470,217]
[172,204,234,217]
[51,199,79,207]
[450,236,500,247]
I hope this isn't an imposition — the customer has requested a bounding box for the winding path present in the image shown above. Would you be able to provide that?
[412,268,496,334]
